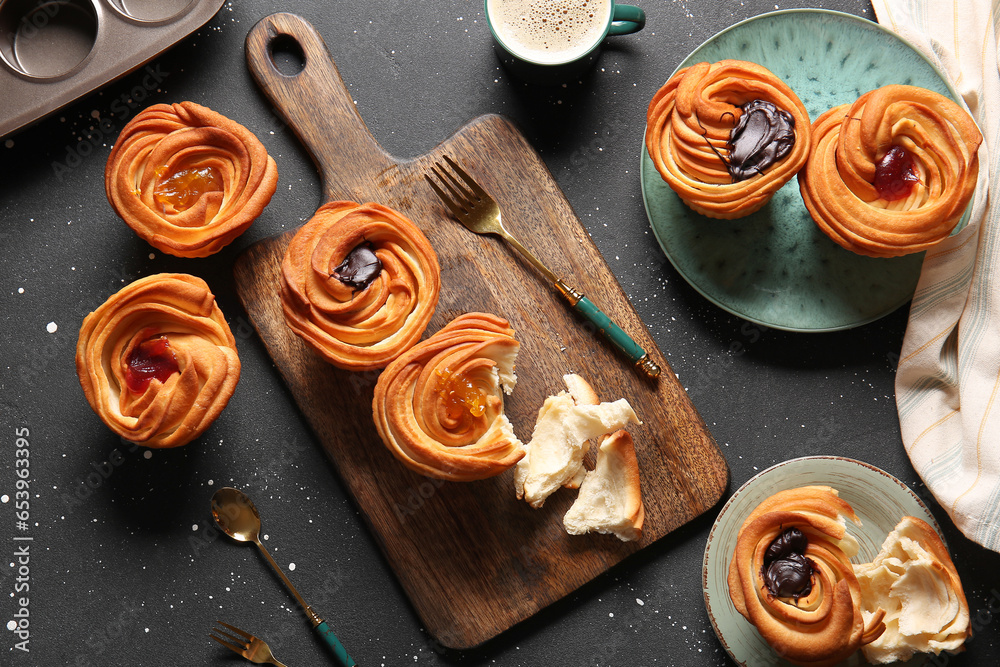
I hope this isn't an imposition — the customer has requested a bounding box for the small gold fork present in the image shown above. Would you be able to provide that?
[210,621,288,667]
[426,155,660,378]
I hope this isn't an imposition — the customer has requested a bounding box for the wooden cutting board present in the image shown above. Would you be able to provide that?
[234,13,729,649]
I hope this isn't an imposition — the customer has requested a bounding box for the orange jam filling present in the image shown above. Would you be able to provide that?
[152,165,223,212]
[435,368,487,418]
[124,336,179,393]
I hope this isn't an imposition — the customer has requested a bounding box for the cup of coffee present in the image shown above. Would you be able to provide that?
[485,0,645,84]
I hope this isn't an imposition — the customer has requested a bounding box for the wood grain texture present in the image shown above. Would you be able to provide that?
[235,13,729,649]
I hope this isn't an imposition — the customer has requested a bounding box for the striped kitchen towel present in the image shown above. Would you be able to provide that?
[872,0,1000,551]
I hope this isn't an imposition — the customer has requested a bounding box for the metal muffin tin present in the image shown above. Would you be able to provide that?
[0,0,225,137]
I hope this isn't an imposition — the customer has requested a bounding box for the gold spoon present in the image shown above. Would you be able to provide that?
[211,487,356,666]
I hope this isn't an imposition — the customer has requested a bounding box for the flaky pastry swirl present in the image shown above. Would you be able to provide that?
[645,59,811,219]
[372,312,523,481]
[281,201,441,371]
[798,85,982,257]
[727,486,885,666]
[75,273,240,448]
[105,101,278,258]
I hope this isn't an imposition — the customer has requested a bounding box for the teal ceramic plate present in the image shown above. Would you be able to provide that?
[640,10,969,332]
[702,457,943,666]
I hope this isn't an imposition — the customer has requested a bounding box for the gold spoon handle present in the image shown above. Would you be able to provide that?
[254,539,322,627]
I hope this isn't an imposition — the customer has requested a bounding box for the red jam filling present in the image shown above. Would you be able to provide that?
[124,336,179,393]
[874,146,920,201]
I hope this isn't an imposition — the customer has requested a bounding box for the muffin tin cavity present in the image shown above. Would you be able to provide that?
[107,0,194,24]
[0,0,224,137]
[0,0,98,79]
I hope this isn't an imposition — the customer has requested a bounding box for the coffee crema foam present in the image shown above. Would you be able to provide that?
[489,0,612,65]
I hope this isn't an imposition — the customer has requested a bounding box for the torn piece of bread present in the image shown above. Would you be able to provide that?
[560,374,598,489]
[563,430,644,541]
[514,374,639,508]
[854,516,971,664]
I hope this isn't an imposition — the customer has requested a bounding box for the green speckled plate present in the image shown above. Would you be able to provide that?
[702,457,943,666]
[641,10,969,332]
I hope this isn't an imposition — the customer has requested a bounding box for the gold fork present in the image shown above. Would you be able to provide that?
[425,155,660,379]
[210,621,288,667]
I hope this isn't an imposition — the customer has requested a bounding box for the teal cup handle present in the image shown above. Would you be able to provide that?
[316,621,356,666]
[608,4,646,36]
[486,0,646,84]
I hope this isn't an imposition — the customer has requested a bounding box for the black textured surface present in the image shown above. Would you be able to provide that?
[1,0,998,665]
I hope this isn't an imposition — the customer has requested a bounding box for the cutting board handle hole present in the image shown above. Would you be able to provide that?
[268,33,305,77]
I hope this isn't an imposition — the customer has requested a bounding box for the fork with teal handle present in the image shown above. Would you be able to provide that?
[426,155,661,379]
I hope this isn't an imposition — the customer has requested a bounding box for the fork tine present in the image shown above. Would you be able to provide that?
[209,632,248,655]
[435,159,477,202]
[424,171,467,218]
[216,620,253,640]
[212,627,250,647]
[442,155,489,199]
[431,162,477,210]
